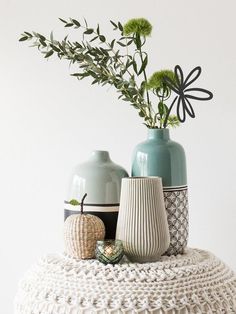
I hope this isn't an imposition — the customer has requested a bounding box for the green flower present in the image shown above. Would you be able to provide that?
[147,70,176,90]
[123,18,152,36]
[166,115,180,128]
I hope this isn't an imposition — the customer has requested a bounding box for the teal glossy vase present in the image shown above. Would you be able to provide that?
[132,129,189,255]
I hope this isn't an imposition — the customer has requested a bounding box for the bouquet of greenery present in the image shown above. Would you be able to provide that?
[19,18,213,128]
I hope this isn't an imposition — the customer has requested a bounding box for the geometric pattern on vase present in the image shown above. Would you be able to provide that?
[163,186,189,256]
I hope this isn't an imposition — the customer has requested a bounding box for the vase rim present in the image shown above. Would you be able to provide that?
[90,150,111,162]
[147,128,170,139]
[148,128,169,132]
[148,128,169,130]
[91,149,109,154]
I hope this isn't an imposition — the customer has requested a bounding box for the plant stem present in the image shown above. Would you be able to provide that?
[80,193,87,214]
[163,96,178,128]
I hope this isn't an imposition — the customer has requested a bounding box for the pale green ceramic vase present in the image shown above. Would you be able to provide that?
[132,129,189,255]
[65,150,128,239]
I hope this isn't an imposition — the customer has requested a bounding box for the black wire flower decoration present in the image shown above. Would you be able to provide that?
[163,65,213,128]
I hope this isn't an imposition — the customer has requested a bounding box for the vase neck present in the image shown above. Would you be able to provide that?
[147,128,170,140]
[89,150,111,162]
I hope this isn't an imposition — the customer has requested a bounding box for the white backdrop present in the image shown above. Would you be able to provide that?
[1,0,236,313]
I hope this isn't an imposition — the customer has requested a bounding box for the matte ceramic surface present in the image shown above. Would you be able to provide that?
[131,129,187,187]
[116,177,170,262]
[65,150,128,239]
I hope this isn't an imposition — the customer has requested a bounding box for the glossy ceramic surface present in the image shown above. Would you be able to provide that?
[67,150,129,203]
[65,150,128,239]
[131,129,187,187]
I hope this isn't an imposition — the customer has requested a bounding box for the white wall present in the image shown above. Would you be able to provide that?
[0,0,236,312]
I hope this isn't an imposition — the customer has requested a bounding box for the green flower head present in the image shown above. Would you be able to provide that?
[123,18,152,36]
[147,70,176,90]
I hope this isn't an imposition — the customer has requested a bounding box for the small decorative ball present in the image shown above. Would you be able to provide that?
[95,240,124,265]
[64,193,105,259]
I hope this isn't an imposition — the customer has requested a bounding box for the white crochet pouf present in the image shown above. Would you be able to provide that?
[14,248,236,314]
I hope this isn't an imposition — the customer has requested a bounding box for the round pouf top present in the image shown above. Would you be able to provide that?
[14,248,236,314]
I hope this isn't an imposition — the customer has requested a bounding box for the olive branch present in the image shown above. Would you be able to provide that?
[19,18,182,128]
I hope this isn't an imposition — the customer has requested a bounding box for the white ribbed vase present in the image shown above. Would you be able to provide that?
[116,177,170,262]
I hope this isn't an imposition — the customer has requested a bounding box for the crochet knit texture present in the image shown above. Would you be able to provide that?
[14,248,236,314]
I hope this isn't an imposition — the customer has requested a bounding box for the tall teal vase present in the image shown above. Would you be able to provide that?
[132,128,189,255]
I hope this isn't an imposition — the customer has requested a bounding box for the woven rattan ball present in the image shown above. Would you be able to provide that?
[64,194,105,259]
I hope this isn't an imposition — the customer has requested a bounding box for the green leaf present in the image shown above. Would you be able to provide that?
[71,73,83,76]
[133,60,138,74]
[158,102,168,116]
[96,25,100,35]
[140,81,146,96]
[118,22,123,31]
[126,39,133,46]
[19,36,28,42]
[69,199,80,206]
[50,44,60,52]
[65,23,73,27]
[90,36,98,42]
[74,41,83,48]
[99,35,106,42]
[139,111,145,117]
[44,50,54,58]
[84,18,88,28]
[50,31,54,42]
[117,41,126,47]
[84,28,94,34]
[110,39,115,48]
[39,39,47,47]
[59,18,67,24]
[122,98,131,102]
[138,55,148,75]
[110,20,117,28]
[92,79,99,85]
[24,32,32,37]
[71,19,81,27]
[38,34,46,41]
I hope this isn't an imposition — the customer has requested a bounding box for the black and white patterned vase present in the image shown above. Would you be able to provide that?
[132,128,189,256]
[163,185,189,255]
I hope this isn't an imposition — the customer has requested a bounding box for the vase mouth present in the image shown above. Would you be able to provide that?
[148,127,169,130]
[148,128,170,140]
[90,150,111,162]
